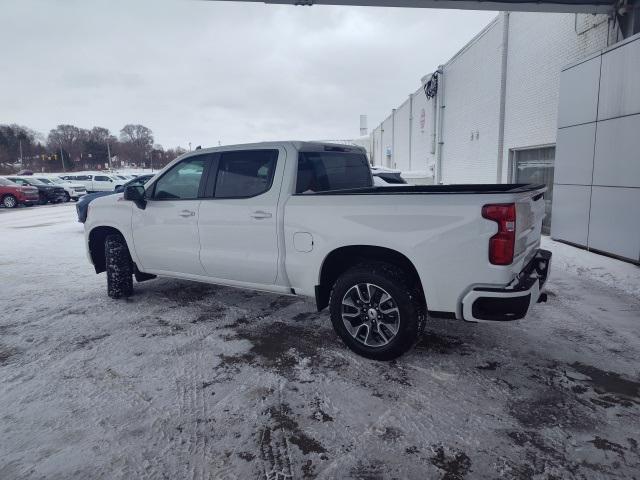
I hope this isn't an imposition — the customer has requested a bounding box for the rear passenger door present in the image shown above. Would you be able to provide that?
[198,148,283,285]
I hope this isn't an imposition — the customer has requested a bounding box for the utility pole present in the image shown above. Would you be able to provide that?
[19,140,23,169]
[59,143,66,172]
[107,142,112,170]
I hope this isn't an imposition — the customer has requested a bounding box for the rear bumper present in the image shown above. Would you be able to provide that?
[462,249,551,322]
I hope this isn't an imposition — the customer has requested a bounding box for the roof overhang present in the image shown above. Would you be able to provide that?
[211,0,614,14]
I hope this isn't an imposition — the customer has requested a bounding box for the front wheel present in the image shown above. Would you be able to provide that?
[105,234,133,299]
[2,195,17,208]
[329,262,425,360]
[64,193,71,203]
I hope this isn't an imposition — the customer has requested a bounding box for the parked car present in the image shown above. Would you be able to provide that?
[76,174,154,223]
[371,166,407,185]
[35,176,87,202]
[0,177,40,208]
[5,176,67,204]
[60,173,123,192]
[84,141,550,360]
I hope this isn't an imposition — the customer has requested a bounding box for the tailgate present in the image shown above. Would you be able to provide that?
[514,186,546,267]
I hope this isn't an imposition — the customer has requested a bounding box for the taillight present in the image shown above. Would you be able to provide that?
[482,203,516,265]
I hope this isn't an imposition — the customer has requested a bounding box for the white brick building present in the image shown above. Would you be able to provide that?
[370,11,614,232]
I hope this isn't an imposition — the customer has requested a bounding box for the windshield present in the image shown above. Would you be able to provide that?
[36,178,54,184]
[0,177,17,186]
[18,177,47,186]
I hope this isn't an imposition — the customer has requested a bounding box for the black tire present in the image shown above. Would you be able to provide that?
[64,193,71,203]
[329,261,425,361]
[2,194,18,208]
[38,194,47,205]
[105,234,133,299]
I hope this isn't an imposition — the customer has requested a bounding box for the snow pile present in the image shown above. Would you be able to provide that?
[542,237,640,298]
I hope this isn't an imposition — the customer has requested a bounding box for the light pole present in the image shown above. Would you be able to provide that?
[107,141,112,170]
[59,143,66,172]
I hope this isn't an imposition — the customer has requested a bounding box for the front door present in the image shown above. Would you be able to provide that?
[198,148,282,285]
[132,154,210,276]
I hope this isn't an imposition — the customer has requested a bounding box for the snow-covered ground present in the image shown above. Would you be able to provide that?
[1,204,639,479]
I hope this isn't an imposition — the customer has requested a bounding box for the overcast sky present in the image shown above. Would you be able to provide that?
[0,0,495,148]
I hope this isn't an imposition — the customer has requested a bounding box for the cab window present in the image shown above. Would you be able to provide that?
[153,156,207,200]
[213,150,277,199]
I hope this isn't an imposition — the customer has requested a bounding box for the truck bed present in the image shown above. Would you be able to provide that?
[297,183,546,196]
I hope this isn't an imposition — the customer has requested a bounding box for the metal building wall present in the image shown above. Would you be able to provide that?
[502,12,610,183]
[440,16,504,183]
[371,12,610,180]
[380,115,394,168]
[409,85,435,175]
[393,98,412,170]
[371,125,383,165]
[552,32,640,262]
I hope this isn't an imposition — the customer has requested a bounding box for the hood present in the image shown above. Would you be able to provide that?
[91,192,122,207]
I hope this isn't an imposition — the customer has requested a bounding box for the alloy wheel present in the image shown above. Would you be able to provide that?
[341,283,401,348]
[3,196,17,208]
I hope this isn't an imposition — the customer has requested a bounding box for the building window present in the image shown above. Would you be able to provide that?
[512,146,555,235]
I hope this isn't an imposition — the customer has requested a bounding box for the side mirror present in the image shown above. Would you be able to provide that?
[124,185,146,209]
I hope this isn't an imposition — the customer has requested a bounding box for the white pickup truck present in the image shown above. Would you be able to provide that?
[84,142,551,360]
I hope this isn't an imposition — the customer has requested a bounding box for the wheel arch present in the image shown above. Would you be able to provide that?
[315,245,426,312]
[88,226,128,274]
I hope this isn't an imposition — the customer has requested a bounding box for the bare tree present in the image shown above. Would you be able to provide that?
[119,124,154,166]
[0,124,44,173]
[47,124,88,170]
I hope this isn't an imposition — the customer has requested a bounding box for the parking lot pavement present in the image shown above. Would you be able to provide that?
[1,205,639,480]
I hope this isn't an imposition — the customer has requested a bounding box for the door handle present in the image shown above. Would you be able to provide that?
[250,210,272,219]
[179,210,196,217]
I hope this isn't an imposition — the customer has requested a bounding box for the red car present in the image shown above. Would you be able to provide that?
[0,177,40,208]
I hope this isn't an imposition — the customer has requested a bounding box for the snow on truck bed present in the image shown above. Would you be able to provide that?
[1,204,639,479]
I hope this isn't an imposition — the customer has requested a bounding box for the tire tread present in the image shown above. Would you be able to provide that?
[105,234,133,299]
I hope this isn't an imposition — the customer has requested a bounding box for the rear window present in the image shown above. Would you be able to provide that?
[296,151,372,194]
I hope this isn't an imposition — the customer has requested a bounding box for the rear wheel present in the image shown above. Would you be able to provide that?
[64,192,71,202]
[2,195,17,208]
[329,262,425,360]
[105,234,133,299]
